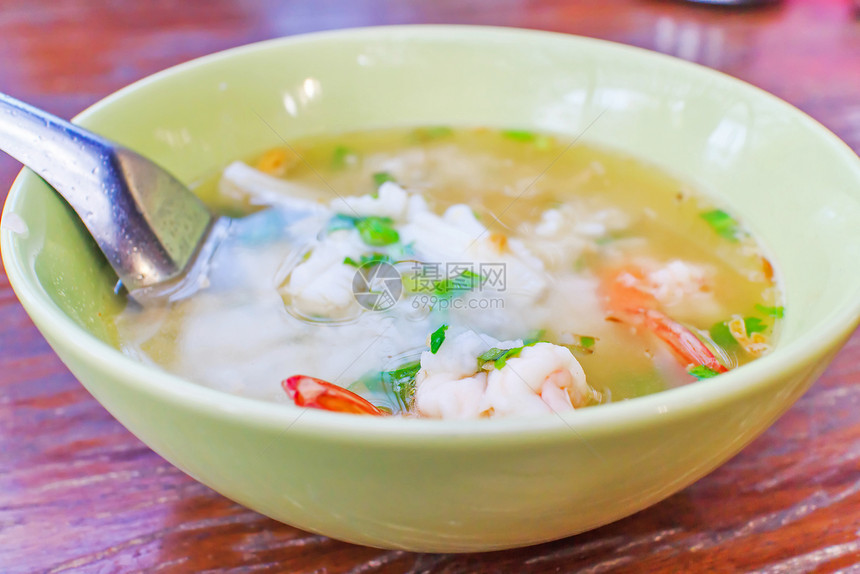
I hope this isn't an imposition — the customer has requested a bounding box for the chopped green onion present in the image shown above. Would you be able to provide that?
[494,347,525,369]
[688,364,720,379]
[580,336,596,349]
[477,348,508,363]
[701,209,742,242]
[430,324,448,354]
[501,130,554,149]
[744,317,767,336]
[372,171,397,188]
[411,126,453,142]
[381,360,421,410]
[386,361,421,380]
[477,339,543,370]
[343,253,393,267]
[332,145,358,170]
[433,270,484,298]
[356,216,399,246]
[329,215,401,246]
[502,130,537,142]
[755,304,784,318]
[478,340,540,369]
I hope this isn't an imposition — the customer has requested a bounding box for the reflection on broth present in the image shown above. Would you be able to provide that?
[115,127,782,418]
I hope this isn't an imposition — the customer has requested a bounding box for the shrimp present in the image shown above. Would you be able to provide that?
[414,331,513,419]
[414,371,489,419]
[482,343,592,417]
[602,264,728,373]
[413,335,593,419]
[285,332,596,419]
[282,375,384,415]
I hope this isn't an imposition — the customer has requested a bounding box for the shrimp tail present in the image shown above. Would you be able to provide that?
[603,266,728,374]
[643,310,728,373]
[282,375,385,415]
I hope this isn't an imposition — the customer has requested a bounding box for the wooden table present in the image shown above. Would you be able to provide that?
[1,1,858,571]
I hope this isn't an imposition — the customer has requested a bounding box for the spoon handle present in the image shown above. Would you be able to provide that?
[0,92,213,291]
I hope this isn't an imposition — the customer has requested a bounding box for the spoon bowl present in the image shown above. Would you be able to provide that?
[0,92,213,292]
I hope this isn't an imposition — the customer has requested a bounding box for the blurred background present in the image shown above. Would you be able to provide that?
[1,0,857,155]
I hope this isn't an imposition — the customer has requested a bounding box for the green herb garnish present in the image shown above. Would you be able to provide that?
[332,145,358,170]
[744,317,767,336]
[493,347,525,369]
[580,336,596,349]
[372,171,397,188]
[502,130,537,142]
[328,214,401,247]
[432,270,484,298]
[701,209,742,242]
[381,361,421,409]
[386,361,421,380]
[755,304,784,318]
[411,126,454,142]
[356,216,400,246]
[478,340,542,370]
[501,130,553,149]
[688,364,720,379]
[477,348,508,363]
[430,324,448,354]
[343,253,393,267]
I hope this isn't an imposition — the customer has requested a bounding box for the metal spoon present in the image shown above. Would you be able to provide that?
[0,92,214,293]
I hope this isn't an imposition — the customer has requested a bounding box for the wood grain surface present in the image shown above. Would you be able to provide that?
[1,1,859,572]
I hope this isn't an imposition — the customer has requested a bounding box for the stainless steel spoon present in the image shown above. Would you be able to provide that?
[0,92,214,293]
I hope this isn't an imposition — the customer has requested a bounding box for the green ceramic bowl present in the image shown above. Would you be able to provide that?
[3,26,860,552]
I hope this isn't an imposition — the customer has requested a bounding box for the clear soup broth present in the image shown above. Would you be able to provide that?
[116,127,781,419]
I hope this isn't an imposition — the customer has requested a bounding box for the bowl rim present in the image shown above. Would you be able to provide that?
[3,24,860,445]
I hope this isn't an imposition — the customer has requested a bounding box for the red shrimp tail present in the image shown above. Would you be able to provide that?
[643,310,728,373]
[282,375,385,415]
